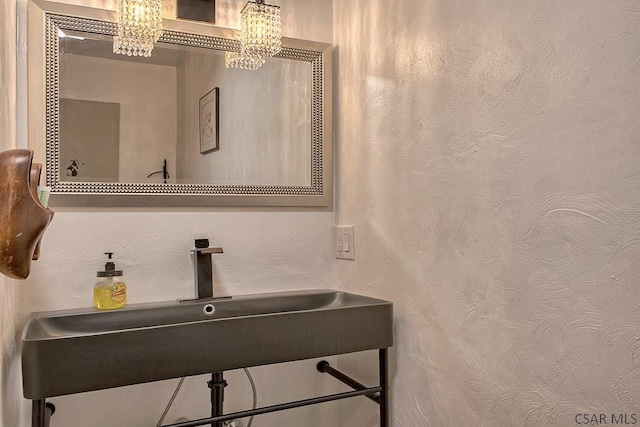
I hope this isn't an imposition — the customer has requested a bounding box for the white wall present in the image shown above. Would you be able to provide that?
[1,0,22,425]
[18,0,335,426]
[334,0,640,426]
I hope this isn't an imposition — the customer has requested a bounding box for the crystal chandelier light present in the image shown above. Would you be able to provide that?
[113,0,164,57]
[225,0,282,70]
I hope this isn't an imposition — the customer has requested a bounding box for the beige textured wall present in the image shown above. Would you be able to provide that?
[0,0,22,425]
[334,0,640,426]
[0,285,20,427]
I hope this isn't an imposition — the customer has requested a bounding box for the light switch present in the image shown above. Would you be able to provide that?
[336,226,355,260]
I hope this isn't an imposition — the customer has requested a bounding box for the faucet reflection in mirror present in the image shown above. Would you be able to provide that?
[225,0,282,70]
[113,0,164,57]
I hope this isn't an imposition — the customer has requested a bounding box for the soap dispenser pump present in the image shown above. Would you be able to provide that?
[93,252,127,310]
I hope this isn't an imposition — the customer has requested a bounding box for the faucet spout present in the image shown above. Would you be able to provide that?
[192,238,224,299]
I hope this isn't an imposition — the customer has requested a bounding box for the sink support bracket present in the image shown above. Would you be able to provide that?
[161,348,389,427]
[316,360,380,404]
[318,348,389,426]
[30,349,389,427]
[162,387,384,427]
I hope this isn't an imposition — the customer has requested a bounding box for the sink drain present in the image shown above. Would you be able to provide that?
[203,304,215,316]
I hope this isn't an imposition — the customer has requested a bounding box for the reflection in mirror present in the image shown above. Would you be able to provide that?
[58,30,311,186]
[42,13,331,206]
[59,98,120,182]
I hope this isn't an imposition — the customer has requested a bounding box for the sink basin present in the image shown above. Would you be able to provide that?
[22,289,393,399]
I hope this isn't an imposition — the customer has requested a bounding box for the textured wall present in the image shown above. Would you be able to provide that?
[0,281,20,427]
[0,0,22,425]
[334,0,640,426]
[18,0,335,426]
[0,283,21,426]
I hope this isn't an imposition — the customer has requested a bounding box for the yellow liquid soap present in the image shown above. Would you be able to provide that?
[93,279,127,310]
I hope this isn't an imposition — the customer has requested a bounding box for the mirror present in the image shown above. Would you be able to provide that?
[42,12,332,207]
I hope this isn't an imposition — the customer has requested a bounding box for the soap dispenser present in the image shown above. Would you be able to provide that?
[93,252,127,310]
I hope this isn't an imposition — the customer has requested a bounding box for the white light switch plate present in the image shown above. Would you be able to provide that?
[336,226,355,260]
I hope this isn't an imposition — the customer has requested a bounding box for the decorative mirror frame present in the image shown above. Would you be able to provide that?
[42,11,332,207]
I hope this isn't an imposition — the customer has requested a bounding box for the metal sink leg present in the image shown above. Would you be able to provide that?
[379,348,389,427]
[208,372,227,427]
[32,400,55,427]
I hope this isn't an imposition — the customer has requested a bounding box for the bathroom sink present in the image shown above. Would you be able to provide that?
[22,289,393,399]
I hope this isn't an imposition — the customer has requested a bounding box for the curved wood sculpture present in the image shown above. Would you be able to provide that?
[0,149,54,279]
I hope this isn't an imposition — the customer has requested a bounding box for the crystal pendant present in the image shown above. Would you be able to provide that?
[113,0,164,58]
[240,1,281,58]
[225,1,281,70]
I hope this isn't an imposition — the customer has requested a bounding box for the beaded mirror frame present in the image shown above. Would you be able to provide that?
[43,12,332,207]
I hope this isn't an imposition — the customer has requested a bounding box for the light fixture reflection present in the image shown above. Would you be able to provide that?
[224,51,266,70]
[225,0,282,70]
[113,0,164,57]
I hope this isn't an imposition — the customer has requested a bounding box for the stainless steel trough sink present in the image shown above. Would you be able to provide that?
[22,289,393,399]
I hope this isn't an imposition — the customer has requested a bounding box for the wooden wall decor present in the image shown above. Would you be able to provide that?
[0,149,54,280]
[30,162,44,261]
